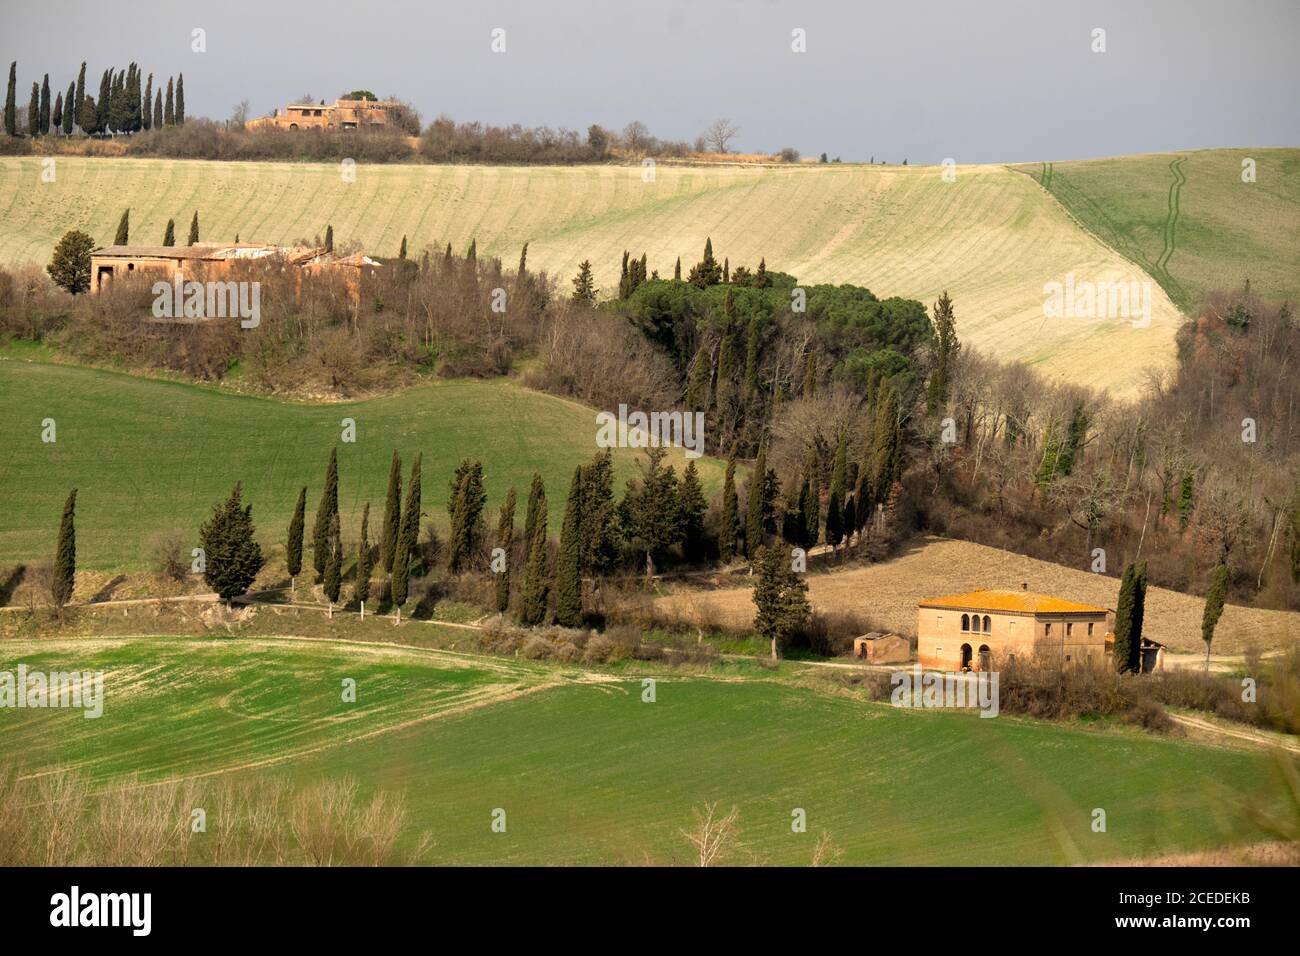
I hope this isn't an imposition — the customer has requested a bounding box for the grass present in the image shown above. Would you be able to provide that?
[1,635,1286,865]
[0,156,1185,392]
[1012,148,1300,313]
[0,357,724,569]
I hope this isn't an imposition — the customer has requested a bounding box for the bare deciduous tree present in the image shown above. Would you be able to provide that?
[703,118,739,154]
[679,801,742,867]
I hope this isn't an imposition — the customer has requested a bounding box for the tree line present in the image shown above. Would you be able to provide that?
[3,60,185,137]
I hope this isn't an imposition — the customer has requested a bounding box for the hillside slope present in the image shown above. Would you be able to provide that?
[1012,148,1300,313]
[0,358,724,569]
[657,536,1300,655]
[0,156,1181,393]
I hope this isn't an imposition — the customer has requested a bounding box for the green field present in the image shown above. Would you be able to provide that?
[0,357,724,569]
[2,636,1285,865]
[1014,148,1300,313]
[0,155,1184,392]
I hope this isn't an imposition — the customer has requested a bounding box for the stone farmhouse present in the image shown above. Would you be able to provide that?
[916,586,1112,671]
[248,97,397,131]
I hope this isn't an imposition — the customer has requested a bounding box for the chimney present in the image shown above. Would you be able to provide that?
[1021,581,1028,590]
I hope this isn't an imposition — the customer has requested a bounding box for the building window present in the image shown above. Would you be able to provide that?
[1066,622,1074,636]
[1045,622,1053,635]
[1088,622,1094,636]
[982,615,991,633]
[961,614,970,632]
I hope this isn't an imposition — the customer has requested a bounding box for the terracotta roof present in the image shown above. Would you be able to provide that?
[918,589,1108,615]
[93,244,234,261]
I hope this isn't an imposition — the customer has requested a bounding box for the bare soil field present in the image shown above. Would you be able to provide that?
[656,536,1300,655]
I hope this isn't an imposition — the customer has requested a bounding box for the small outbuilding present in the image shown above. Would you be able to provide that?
[851,632,911,664]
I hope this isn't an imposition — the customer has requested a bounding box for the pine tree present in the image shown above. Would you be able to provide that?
[826,433,847,549]
[286,486,306,589]
[47,230,95,294]
[311,447,339,579]
[555,467,584,626]
[390,454,423,607]
[175,73,185,125]
[447,459,487,572]
[571,259,596,304]
[324,225,334,253]
[379,450,402,573]
[520,486,549,626]
[680,460,707,563]
[39,74,50,135]
[162,219,175,246]
[164,77,174,126]
[745,444,768,558]
[323,514,343,605]
[187,210,199,246]
[688,237,722,288]
[113,208,129,245]
[751,545,810,659]
[52,489,78,610]
[354,502,372,604]
[621,446,683,574]
[6,62,19,137]
[200,483,265,604]
[719,455,739,561]
[494,487,516,613]
[1201,563,1229,669]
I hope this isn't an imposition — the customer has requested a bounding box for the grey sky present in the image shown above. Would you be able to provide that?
[3,0,1297,162]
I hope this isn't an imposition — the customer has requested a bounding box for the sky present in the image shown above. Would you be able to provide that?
[3,0,1297,163]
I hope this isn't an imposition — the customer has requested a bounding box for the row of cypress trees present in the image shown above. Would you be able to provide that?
[109,208,200,247]
[3,61,185,137]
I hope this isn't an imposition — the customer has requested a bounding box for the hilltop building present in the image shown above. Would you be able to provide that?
[248,97,397,131]
[916,586,1111,670]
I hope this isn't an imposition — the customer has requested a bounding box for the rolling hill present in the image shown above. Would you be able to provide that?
[2,635,1285,865]
[1013,148,1300,313]
[0,357,725,569]
[0,155,1184,393]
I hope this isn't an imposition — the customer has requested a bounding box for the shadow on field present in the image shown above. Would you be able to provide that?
[0,565,25,606]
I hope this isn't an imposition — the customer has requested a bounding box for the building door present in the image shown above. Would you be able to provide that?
[960,643,973,670]
[978,645,991,671]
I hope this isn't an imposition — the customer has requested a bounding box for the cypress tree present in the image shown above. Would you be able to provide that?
[1201,563,1229,669]
[52,489,78,610]
[719,455,739,561]
[743,316,760,398]
[826,433,847,550]
[523,473,546,557]
[517,241,528,277]
[78,93,96,136]
[27,83,38,137]
[751,545,811,659]
[685,344,712,410]
[1113,563,1139,672]
[1290,482,1300,585]
[520,487,549,626]
[323,515,342,605]
[799,450,820,548]
[803,351,817,397]
[311,447,339,579]
[674,256,681,280]
[447,459,486,572]
[391,454,423,607]
[113,208,129,245]
[926,291,960,416]
[745,445,768,558]
[680,460,707,563]
[715,323,735,410]
[1178,469,1195,530]
[153,89,162,130]
[199,483,265,604]
[555,467,584,626]
[286,486,306,589]
[164,77,174,126]
[354,502,372,605]
[5,62,18,137]
[324,225,333,253]
[494,487,516,613]
[579,450,618,576]
[52,92,62,134]
[842,493,856,546]
[187,210,199,246]
[175,73,184,125]
[63,82,75,134]
[466,238,476,261]
[74,62,85,131]
[379,450,402,573]
[162,219,175,246]
[39,75,50,135]
[142,74,152,130]
[95,70,109,132]
[399,235,407,259]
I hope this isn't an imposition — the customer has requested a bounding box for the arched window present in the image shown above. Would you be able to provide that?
[978,645,991,671]
[961,614,970,632]
[982,615,991,633]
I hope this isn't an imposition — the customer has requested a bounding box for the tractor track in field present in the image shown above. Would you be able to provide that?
[1156,156,1187,278]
